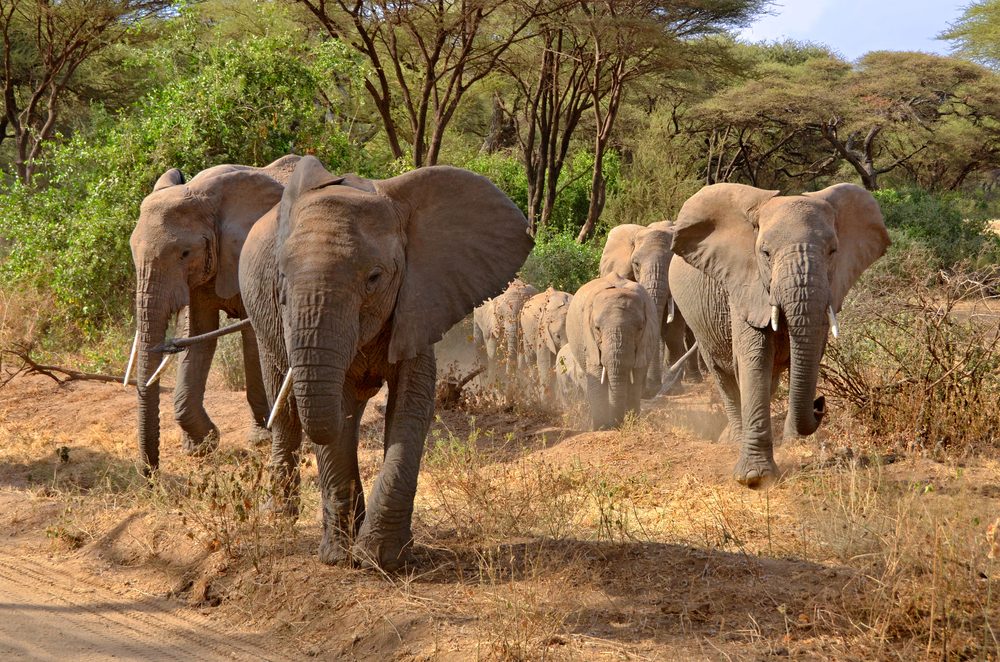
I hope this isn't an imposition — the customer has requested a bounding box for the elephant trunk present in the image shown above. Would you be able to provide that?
[775,252,828,438]
[639,267,667,392]
[603,330,630,426]
[288,299,357,446]
[134,285,170,474]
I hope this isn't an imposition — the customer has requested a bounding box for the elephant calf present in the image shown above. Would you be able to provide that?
[240,156,533,570]
[472,278,538,376]
[565,275,659,430]
[519,288,573,397]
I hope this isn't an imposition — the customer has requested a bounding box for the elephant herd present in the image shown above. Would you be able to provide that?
[471,183,890,489]
[124,152,890,570]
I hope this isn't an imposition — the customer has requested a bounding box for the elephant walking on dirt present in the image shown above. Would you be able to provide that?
[600,221,699,396]
[128,155,300,473]
[519,288,573,397]
[472,279,538,375]
[668,183,889,487]
[239,156,532,570]
[565,275,659,430]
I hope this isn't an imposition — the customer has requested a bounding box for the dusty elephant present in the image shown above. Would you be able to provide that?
[518,288,573,396]
[565,275,659,430]
[600,221,699,395]
[239,156,532,570]
[128,154,300,473]
[554,343,584,407]
[668,183,890,487]
[472,278,538,374]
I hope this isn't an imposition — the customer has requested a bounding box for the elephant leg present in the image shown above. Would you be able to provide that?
[353,348,436,571]
[174,301,220,456]
[261,352,302,519]
[732,323,777,488]
[240,324,271,447]
[536,347,554,399]
[316,398,366,566]
[661,318,688,395]
[686,324,705,382]
[585,371,611,431]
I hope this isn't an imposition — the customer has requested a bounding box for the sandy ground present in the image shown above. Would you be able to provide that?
[0,326,996,659]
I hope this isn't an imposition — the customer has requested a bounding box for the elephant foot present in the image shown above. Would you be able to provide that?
[733,453,779,489]
[352,529,413,572]
[181,425,220,457]
[318,532,353,566]
[246,424,272,448]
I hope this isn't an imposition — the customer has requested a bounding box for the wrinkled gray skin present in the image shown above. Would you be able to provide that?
[668,183,890,487]
[240,156,532,570]
[518,288,572,397]
[600,221,699,397]
[565,275,659,430]
[129,155,300,473]
[472,279,537,375]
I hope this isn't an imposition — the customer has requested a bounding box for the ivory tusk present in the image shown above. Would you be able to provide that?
[629,370,634,385]
[144,353,174,388]
[771,305,780,332]
[267,370,294,430]
[666,299,675,324]
[600,366,607,385]
[828,306,840,339]
[123,331,138,386]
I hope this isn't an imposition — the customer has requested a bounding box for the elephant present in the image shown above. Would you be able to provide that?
[472,278,538,375]
[600,220,699,396]
[554,343,584,407]
[565,274,659,430]
[238,156,533,570]
[668,182,890,487]
[128,154,300,473]
[518,288,573,397]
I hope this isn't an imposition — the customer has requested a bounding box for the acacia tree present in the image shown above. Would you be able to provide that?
[0,0,170,184]
[942,0,1000,69]
[574,0,766,242]
[295,0,560,166]
[497,11,593,232]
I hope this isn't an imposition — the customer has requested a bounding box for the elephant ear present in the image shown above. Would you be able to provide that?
[153,168,184,191]
[671,183,780,329]
[804,183,890,311]
[261,154,303,187]
[378,166,534,363]
[600,224,643,278]
[199,168,287,300]
[543,294,571,356]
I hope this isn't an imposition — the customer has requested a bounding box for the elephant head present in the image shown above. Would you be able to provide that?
[128,162,288,471]
[538,289,572,357]
[600,222,675,393]
[671,182,889,439]
[272,156,533,447]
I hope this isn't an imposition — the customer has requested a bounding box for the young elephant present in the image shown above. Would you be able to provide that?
[565,275,659,430]
[472,278,538,374]
[239,156,532,570]
[519,288,573,396]
[128,154,300,473]
[600,221,699,395]
[669,183,889,487]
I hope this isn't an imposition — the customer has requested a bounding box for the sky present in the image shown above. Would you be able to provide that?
[738,1,970,61]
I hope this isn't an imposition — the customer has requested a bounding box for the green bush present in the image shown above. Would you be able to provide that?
[521,230,602,294]
[873,187,1000,271]
[0,36,367,332]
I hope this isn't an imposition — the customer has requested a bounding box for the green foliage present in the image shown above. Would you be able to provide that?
[873,187,1000,271]
[521,230,602,294]
[461,153,529,214]
[0,36,367,330]
[941,0,1000,69]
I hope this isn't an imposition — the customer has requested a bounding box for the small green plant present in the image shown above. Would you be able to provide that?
[521,230,602,294]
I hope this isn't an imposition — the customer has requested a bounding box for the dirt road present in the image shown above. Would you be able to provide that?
[0,543,286,661]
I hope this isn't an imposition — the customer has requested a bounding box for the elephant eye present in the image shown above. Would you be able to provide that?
[180,249,191,260]
[366,267,383,292]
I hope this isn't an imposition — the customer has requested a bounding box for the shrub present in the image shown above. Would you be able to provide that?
[873,187,1000,271]
[520,230,602,294]
[0,36,368,333]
